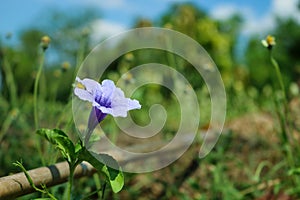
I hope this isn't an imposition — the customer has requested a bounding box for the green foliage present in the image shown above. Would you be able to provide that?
[36,128,124,197]
[0,8,98,103]
[245,37,270,88]
[13,161,58,200]
[37,129,76,164]
[80,150,124,193]
[246,18,300,90]
[159,3,243,86]
[40,7,100,65]
[1,2,300,200]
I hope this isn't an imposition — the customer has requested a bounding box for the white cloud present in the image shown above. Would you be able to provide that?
[245,0,300,35]
[91,19,128,42]
[87,0,125,8]
[241,14,275,36]
[210,4,272,35]
[210,4,240,20]
[63,0,126,9]
[272,0,300,22]
[273,0,296,17]
[210,1,300,36]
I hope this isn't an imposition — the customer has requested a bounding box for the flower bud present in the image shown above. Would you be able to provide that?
[124,53,134,62]
[41,35,51,51]
[61,61,71,72]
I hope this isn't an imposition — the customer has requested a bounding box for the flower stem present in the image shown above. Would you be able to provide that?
[66,159,82,200]
[269,51,300,187]
[270,54,287,103]
[84,128,93,148]
[67,163,75,200]
[34,50,45,129]
[33,49,46,165]
[269,52,290,143]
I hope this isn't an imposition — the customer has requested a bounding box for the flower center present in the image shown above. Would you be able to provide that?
[76,82,86,89]
[95,94,111,108]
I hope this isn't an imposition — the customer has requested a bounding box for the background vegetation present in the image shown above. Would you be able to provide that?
[0,2,300,199]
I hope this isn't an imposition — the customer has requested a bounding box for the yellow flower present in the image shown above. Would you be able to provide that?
[41,35,51,51]
[261,35,276,49]
[61,61,71,72]
[124,53,134,62]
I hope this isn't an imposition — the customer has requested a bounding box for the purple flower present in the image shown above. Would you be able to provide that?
[74,77,141,144]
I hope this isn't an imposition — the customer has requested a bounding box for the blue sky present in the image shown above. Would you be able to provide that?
[1,0,299,42]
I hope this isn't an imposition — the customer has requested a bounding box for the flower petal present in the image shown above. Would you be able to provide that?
[101,80,115,100]
[75,77,102,103]
[110,88,130,116]
[88,106,107,131]
[97,106,115,115]
[261,40,268,47]
[128,99,141,110]
[75,78,141,128]
[76,77,102,96]
[108,87,142,117]
[74,87,94,102]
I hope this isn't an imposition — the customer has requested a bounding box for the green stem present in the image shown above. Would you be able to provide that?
[270,54,287,104]
[66,159,83,200]
[13,161,57,200]
[93,173,102,199]
[67,163,75,200]
[269,51,300,188]
[274,97,288,144]
[34,50,45,129]
[101,181,107,200]
[269,52,290,143]
[2,49,18,108]
[84,128,93,148]
[33,50,46,166]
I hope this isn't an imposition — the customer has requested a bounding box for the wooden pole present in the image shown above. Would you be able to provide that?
[0,161,95,200]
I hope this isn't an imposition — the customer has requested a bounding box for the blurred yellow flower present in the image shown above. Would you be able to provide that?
[53,69,62,78]
[41,35,51,50]
[124,53,134,62]
[122,72,135,84]
[61,61,71,72]
[261,35,276,49]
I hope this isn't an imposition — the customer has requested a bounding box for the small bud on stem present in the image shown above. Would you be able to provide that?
[41,35,51,51]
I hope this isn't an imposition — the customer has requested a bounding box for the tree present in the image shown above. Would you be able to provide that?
[159,3,242,86]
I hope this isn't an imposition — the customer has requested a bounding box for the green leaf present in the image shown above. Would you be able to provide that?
[75,140,83,154]
[102,163,124,193]
[36,129,75,163]
[91,153,120,180]
[80,148,124,193]
[288,168,300,176]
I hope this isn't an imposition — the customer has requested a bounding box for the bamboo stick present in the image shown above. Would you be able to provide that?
[0,161,95,200]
